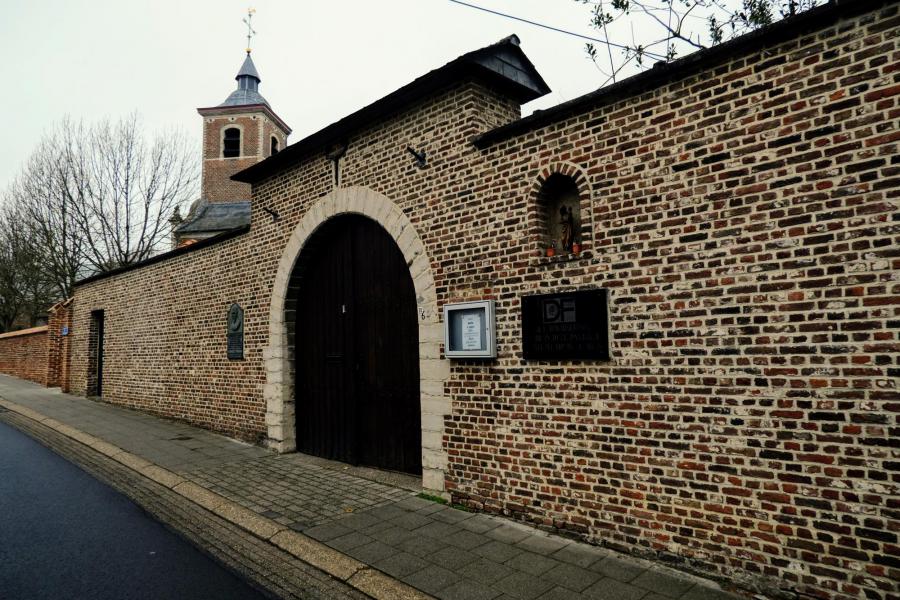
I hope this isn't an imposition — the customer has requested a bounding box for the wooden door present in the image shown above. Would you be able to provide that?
[295,216,421,475]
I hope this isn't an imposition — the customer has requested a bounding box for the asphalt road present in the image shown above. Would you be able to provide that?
[0,418,267,600]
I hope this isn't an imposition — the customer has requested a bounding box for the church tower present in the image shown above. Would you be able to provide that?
[196,53,291,203]
[174,32,291,245]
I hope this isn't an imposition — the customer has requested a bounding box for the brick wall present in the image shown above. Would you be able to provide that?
[67,2,898,598]
[440,5,900,599]
[71,232,267,440]
[0,326,49,385]
[46,300,72,390]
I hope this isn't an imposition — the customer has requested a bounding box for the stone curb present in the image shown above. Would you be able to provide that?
[0,398,434,600]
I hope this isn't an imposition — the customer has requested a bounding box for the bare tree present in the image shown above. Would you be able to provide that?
[60,115,198,271]
[5,132,86,299]
[578,0,822,84]
[3,114,198,297]
[0,203,54,332]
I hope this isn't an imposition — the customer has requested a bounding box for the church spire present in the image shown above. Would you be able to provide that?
[218,9,267,107]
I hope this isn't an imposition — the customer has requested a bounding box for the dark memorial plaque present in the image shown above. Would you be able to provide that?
[227,303,244,360]
[522,289,610,360]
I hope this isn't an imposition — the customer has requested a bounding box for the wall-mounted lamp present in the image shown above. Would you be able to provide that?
[262,206,280,222]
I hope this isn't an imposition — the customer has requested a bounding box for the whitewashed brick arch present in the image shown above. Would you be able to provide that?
[264,186,449,492]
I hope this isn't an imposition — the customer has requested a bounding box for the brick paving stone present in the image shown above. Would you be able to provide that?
[393,496,434,511]
[327,531,374,552]
[458,515,502,534]
[474,540,526,563]
[427,546,480,570]
[542,562,602,592]
[493,571,555,600]
[397,535,445,558]
[592,555,646,583]
[457,558,515,585]
[363,520,400,535]
[365,504,410,520]
[416,520,460,539]
[346,540,400,564]
[369,525,417,546]
[390,511,434,530]
[445,529,491,550]
[504,551,560,576]
[373,552,430,579]
[436,579,502,600]
[430,507,475,524]
[336,512,382,530]
[538,587,589,600]
[583,577,648,600]
[515,534,570,556]
[486,524,533,544]
[402,565,460,596]
[303,521,354,542]
[550,543,608,568]
[631,570,696,598]
[416,502,449,515]
[680,585,741,600]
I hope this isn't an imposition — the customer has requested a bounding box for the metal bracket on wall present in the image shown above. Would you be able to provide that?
[406,146,427,168]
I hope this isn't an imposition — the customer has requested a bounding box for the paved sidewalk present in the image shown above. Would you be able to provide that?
[0,374,743,600]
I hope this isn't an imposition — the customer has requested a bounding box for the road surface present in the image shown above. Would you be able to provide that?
[0,418,267,600]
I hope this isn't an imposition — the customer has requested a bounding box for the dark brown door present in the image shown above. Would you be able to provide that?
[295,215,421,475]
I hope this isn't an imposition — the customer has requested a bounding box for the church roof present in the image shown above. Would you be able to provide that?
[232,34,550,184]
[220,88,269,107]
[175,201,251,234]
[219,53,269,107]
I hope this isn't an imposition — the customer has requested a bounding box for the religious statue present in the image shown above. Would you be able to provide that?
[559,205,575,252]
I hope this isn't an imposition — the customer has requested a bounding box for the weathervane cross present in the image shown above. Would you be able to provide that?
[243,8,256,54]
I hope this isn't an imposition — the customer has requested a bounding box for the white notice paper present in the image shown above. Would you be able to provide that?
[461,312,482,350]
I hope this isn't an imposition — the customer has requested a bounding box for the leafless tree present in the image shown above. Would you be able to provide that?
[0,203,54,332]
[4,133,86,299]
[3,114,198,297]
[578,0,822,84]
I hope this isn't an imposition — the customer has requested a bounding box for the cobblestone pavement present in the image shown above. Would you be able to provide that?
[0,375,744,600]
[189,455,412,528]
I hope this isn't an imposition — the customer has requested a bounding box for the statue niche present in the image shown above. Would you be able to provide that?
[539,174,581,255]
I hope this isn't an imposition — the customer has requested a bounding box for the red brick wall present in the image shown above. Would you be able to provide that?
[439,5,900,599]
[46,300,72,390]
[68,3,898,598]
[0,327,49,385]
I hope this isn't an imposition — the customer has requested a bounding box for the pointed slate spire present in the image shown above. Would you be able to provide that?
[237,53,261,85]
[219,54,269,107]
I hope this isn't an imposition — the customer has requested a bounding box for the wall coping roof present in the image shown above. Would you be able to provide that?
[232,35,550,185]
[474,0,885,148]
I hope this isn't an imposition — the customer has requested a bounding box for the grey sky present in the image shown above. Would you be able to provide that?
[0,0,680,190]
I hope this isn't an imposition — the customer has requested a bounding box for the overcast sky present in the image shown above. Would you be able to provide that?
[0,0,676,190]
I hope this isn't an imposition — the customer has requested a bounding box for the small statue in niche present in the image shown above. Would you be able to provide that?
[559,205,575,252]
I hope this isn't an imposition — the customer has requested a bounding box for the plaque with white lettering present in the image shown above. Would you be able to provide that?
[521,290,610,360]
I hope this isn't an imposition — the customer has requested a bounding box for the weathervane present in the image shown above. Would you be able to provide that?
[243,8,256,54]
